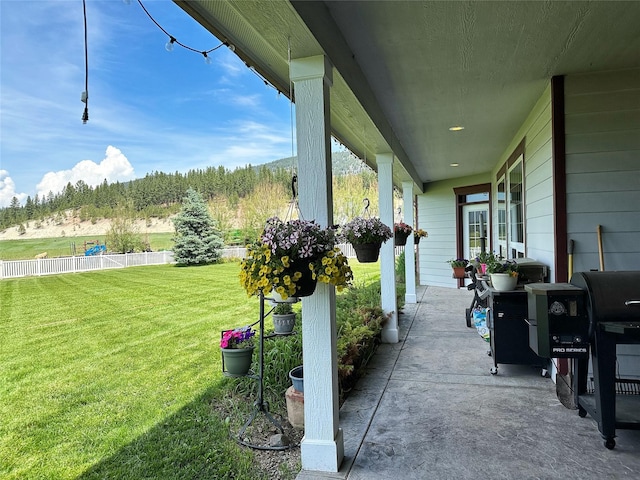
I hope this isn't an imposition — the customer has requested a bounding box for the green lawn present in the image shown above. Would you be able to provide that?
[0,260,380,479]
[0,233,175,260]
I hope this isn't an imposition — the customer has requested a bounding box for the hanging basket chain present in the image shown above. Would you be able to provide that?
[284,174,304,221]
[362,198,371,218]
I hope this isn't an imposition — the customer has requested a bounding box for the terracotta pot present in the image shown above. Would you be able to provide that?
[452,266,466,279]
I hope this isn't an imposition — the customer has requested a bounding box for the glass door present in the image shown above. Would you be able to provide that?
[463,204,489,263]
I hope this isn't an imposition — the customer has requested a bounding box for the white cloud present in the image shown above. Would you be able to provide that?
[0,171,28,208]
[36,146,136,199]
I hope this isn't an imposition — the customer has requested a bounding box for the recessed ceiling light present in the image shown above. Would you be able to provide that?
[450,163,459,167]
[449,126,464,131]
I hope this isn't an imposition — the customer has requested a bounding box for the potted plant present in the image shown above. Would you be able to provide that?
[486,256,519,291]
[447,258,469,279]
[220,325,256,376]
[272,302,296,335]
[240,217,353,300]
[413,228,428,244]
[473,251,494,275]
[340,216,393,263]
[393,222,413,246]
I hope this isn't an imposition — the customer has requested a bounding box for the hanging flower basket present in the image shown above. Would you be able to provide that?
[239,217,353,300]
[288,259,317,297]
[340,217,393,263]
[394,222,413,246]
[394,231,410,246]
[353,242,382,263]
[414,229,428,244]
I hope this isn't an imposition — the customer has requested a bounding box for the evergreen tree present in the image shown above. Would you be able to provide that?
[172,188,224,266]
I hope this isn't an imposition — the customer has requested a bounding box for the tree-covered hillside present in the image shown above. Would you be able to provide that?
[1,152,376,236]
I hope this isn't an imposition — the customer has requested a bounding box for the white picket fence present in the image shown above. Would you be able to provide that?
[1,247,245,280]
[0,244,405,280]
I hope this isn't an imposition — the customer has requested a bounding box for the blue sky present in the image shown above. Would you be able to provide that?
[0,0,297,207]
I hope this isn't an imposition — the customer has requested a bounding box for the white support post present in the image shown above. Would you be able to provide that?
[377,153,399,343]
[290,55,344,473]
[403,181,417,303]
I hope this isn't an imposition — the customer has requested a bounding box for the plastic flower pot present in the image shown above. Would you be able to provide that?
[353,242,381,263]
[289,365,304,393]
[221,346,255,377]
[490,273,518,291]
[273,313,296,335]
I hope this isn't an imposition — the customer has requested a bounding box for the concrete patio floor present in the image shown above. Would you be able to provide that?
[297,285,640,479]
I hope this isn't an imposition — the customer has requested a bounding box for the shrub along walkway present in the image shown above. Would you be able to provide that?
[298,285,640,479]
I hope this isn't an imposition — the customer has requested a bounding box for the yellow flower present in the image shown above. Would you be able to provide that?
[281,256,290,268]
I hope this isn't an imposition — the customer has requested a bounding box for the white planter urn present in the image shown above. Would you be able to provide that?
[490,273,518,292]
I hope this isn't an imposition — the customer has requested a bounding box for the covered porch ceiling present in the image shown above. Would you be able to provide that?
[175,0,640,192]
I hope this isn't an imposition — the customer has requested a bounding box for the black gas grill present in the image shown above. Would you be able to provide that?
[570,271,640,449]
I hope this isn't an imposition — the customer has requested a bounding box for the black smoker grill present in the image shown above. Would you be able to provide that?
[570,271,640,449]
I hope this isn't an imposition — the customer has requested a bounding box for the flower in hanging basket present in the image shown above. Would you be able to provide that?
[394,222,413,235]
[414,228,428,239]
[220,325,256,349]
[339,217,393,245]
[447,258,469,268]
[239,217,353,300]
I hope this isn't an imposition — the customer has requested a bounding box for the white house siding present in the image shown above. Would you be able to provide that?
[416,87,553,287]
[564,69,640,378]
[417,173,490,287]
[564,69,640,273]
[489,85,556,279]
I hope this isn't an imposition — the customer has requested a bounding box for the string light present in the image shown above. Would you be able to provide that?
[165,36,176,52]
[81,0,89,124]
[132,0,234,63]
[127,0,283,90]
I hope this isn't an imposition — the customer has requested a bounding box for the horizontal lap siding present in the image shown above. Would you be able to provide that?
[565,69,640,273]
[565,69,640,379]
[417,175,489,287]
[490,87,554,275]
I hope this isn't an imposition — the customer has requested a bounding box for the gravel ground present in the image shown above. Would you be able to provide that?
[214,394,303,479]
[239,413,303,479]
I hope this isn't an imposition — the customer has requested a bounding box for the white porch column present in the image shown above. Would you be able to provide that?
[290,55,344,473]
[377,153,399,343]
[403,181,417,303]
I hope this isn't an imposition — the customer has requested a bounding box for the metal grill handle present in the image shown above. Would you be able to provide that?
[625,301,640,306]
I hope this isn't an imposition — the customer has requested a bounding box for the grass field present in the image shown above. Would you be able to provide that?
[0,233,175,261]
[0,260,380,479]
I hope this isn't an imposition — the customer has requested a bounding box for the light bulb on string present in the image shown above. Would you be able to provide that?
[165,36,176,52]
[202,51,212,65]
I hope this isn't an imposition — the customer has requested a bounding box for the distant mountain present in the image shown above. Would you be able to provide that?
[258,150,373,176]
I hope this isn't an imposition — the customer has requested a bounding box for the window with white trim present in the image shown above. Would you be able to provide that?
[496,153,525,258]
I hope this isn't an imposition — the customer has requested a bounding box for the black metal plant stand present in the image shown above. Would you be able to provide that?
[225,293,293,451]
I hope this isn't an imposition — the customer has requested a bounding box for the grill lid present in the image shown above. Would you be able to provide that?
[571,271,640,323]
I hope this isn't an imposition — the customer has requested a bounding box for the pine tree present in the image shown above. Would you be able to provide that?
[172,188,224,266]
